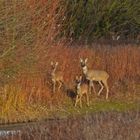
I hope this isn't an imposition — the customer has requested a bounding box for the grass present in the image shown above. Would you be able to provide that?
[1,109,140,140]
[1,85,139,124]
[0,43,140,124]
[0,81,139,140]
[47,98,140,119]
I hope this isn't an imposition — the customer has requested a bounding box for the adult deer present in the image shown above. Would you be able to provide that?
[50,61,64,93]
[80,58,109,99]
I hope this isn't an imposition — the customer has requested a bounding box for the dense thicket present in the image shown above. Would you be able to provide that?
[0,0,140,48]
[62,0,140,41]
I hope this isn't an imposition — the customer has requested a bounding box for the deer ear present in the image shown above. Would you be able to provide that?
[51,61,54,65]
[80,58,83,63]
[85,58,88,63]
[79,76,82,81]
[75,76,78,81]
[116,35,120,40]
[56,62,58,65]
[112,35,115,40]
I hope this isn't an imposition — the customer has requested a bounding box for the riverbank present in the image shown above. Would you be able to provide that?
[0,110,139,140]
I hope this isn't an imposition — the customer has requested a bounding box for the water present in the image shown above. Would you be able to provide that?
[0,111,139,140]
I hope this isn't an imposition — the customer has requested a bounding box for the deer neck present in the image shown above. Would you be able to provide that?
[51,67,57,76]
[82,66,88,75]
[76,83,81,94]
[77,83,81,89]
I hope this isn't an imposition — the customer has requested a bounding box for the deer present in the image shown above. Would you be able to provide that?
[110,31,120,41]
[80,58,109,99]
[50,61,64,93]
[75,75,89,108]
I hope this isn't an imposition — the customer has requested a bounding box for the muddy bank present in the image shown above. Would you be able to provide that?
[0,111,140,140]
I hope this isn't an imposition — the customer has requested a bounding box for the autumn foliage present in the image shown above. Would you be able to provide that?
[0,0,140,124]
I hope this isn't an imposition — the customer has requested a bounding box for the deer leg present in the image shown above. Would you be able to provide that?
[98,81,104,96]
[91,81,96,94]
[86,93,89,106]
[102,80,109,99]
[75,95,78,107]
[75,95,80,107]
[80,96,82,108]
[58,80,62,91]
[52,80,56,93]
[89,81,96,94]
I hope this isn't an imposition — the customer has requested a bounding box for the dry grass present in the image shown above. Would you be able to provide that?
[14,43,139,101]
[0,84,49,124]
[44,43,140,83]
[0,43,139,124]
[19,43,140,94]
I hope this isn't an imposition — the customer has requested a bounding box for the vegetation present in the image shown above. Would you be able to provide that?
[0,44,140,124]
[1,111,140,140]
[0,0,140,126]
[62,0,140,40]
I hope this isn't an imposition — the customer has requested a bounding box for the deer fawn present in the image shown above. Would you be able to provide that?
[50,61,64,93]
[75,76,89,108]
[80,58,109,99]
